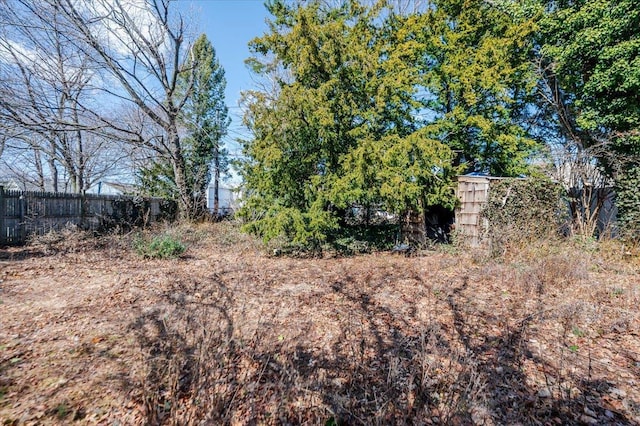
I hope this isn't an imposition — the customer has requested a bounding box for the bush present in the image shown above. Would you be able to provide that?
[615,165,640,242]
[326,223,399,255]
[481,178,564,255]
[135,234,186,259]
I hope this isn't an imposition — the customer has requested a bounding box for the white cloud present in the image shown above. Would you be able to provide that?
[0,37,37,64]
[76,0,168,58]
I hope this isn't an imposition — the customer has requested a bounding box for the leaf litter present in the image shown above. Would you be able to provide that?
[0,223,639,424]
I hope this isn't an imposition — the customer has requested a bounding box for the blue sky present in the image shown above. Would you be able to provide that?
[176,0,271,156]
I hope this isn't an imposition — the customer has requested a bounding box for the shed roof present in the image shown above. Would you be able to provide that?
[457,173,525,183]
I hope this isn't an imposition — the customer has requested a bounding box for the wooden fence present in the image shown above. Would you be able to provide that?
[0,186,176,246]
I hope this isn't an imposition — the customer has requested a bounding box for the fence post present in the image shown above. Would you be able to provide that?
[81,193,87,230]
[19,191,26,244]
[0,185,5,245]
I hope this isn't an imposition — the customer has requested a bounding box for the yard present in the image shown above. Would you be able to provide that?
[1,222,639,425]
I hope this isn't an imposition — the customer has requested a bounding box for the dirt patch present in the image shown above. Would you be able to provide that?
[1,223,639,424]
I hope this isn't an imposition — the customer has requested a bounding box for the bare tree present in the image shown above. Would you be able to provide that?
[0,1,128,193]
[1,0,201,219]
[533,56,619,238]
[550,142,616,238]
[48,0,198,217]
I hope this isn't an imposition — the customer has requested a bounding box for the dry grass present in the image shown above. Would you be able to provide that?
[1,222,639,425]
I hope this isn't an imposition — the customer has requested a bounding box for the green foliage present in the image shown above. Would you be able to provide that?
[333,131,461,215]
[135,234,186,259]
[418,0,541,176]
[55,402,69,420]
[614,161,640,241]
[139,34,229,217]
[539,0,640,238]
[240,195,337,247]
[137,161,176,200]
[482,178,564,253]
[571,326,585,337]
[327,222,401,255]
[541,0,640,134]
[240,0,528,245]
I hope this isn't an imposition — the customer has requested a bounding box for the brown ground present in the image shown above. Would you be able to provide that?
[1,223,639,425]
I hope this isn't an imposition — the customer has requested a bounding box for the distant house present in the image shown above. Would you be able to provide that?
[0,177,60,192]
[0,177,20,191]
[206,184,241,216]
[85,180,241,215]
[85,181,137,196]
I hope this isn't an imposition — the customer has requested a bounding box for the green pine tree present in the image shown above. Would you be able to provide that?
[239,0,459,245]
[417,0,541,176]
[139,34,230,219]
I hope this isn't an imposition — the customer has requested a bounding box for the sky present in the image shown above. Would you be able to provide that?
[176,0,272,157]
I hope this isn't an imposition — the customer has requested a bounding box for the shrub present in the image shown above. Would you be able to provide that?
[481,178,564,255]
[135,234,186,259]
[615,165,640,242]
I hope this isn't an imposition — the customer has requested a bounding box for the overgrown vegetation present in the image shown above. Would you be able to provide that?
[1,222,639,424]
[267,221,402,257]
[482,178,565,255]
[615,165,640,241]
[234,0,640,246]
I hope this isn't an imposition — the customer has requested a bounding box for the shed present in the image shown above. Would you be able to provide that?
[455,175,514,246]
[86,181,137,196]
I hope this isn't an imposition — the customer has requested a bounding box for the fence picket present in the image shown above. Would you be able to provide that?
[0,186,4,245]
[0,190,175,246]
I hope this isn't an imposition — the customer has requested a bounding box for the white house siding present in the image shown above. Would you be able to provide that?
[207,185,240,214]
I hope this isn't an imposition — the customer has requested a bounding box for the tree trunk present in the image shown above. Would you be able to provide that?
[213,144,220,217]
[34,149,45,191]
[169,126,191,220]
[73,103,85,194]
[49,157,58,193]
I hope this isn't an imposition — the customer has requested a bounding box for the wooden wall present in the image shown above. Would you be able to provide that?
[455,176,492,246]
[0,187,172,246]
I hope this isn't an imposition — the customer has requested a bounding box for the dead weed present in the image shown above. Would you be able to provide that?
[0,224,639,424]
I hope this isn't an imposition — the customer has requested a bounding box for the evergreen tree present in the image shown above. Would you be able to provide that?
[239,0,458,245]
[139,34,229,218]
[417,0,541,176]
